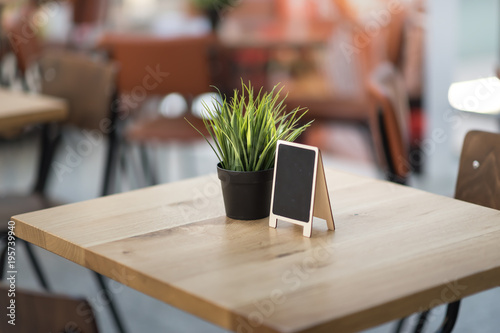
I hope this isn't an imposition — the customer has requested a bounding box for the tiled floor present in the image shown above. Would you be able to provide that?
[1,119,499,332]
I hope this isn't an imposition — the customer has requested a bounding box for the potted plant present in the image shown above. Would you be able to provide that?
[190,0,237,30]
[188,82,312,220]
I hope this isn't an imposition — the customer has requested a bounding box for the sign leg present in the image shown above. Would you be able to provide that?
[269,216,278,228]
[303,223,312,237]
[313,153,335,231]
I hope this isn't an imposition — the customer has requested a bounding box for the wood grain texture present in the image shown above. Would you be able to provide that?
[11,170,500,333]
[0,89,68,131]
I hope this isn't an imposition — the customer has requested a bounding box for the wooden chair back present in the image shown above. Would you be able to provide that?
[424,132,500,333]
[38,50,117,131]
[98,34,213,99]
[455,130,500,209]
[0,284,99,333]
[367,62,410,181]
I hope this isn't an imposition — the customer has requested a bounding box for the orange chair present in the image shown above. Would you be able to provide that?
[98,34,216,185]
[297,62,410,184]
[367,62,411,183]
[99,33,214,99]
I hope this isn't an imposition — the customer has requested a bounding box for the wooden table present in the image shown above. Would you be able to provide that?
[11,170,500,333]
[0,89,67,132]
[219,19,334,49]
[0,88,68,193]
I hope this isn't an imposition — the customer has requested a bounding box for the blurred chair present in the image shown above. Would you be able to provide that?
[98,34,216,185]
[367,62,410,183]
[381,2,407,68]
[400,0,425,172]
[454,130,500,210]
[1,50,128,333]
[38,50,119,196]
[396,130,500,333]
[286,15,376,171]
[400,0,425,103]
[301,62,410,184]
[37,50,127,333]
[0,284,99,333]
[99,34,214,99]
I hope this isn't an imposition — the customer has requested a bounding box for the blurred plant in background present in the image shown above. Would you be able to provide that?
[190,0,238,29]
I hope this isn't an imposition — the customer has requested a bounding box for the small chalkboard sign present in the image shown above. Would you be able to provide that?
[269,141,335,237]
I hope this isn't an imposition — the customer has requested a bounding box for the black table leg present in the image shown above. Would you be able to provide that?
[437,301,460,333]
[24,241,50,290]
[94,272,127,333]
[414,310,430,333]
[34,124,61,194]
[394,317,407,333]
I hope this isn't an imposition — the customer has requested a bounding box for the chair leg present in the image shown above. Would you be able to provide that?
[0,236,50,290]
[149,145,159,186]
[101,130,120,197]
[34,125,62,194]
[128,144,148,188]
[388,173,408,185]
[24,241,50,291]
[139,144,157,186]
[373,108,408,185]
[413,310,430,333]
[94,272,127,333]
[394,317,407,333]
[0,236,8,281]
[436,301,460,333]
[119,143,129,192]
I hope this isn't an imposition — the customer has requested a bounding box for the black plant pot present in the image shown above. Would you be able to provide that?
[217,163,274,220]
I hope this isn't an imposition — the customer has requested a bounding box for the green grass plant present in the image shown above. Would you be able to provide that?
[187,82,313,172]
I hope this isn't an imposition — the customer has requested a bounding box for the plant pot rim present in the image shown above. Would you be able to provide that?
[217,162,273,173]
[217,163,274,184]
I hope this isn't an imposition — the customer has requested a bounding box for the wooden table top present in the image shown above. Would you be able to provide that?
[12,170,500,333]
[0,89,68,132]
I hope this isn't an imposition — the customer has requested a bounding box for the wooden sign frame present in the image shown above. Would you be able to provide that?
[269,141,335,237]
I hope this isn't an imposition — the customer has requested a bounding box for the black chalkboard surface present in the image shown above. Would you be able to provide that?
[272,144,316,222]
[269,141,335,237]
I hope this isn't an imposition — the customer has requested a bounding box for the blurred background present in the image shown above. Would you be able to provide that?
[0,0,499,332]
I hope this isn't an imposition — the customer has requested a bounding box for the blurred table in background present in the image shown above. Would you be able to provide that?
[0,89,68,222]
[0,89,67,133]
[219,19,334,49]
[218,16,375,169]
